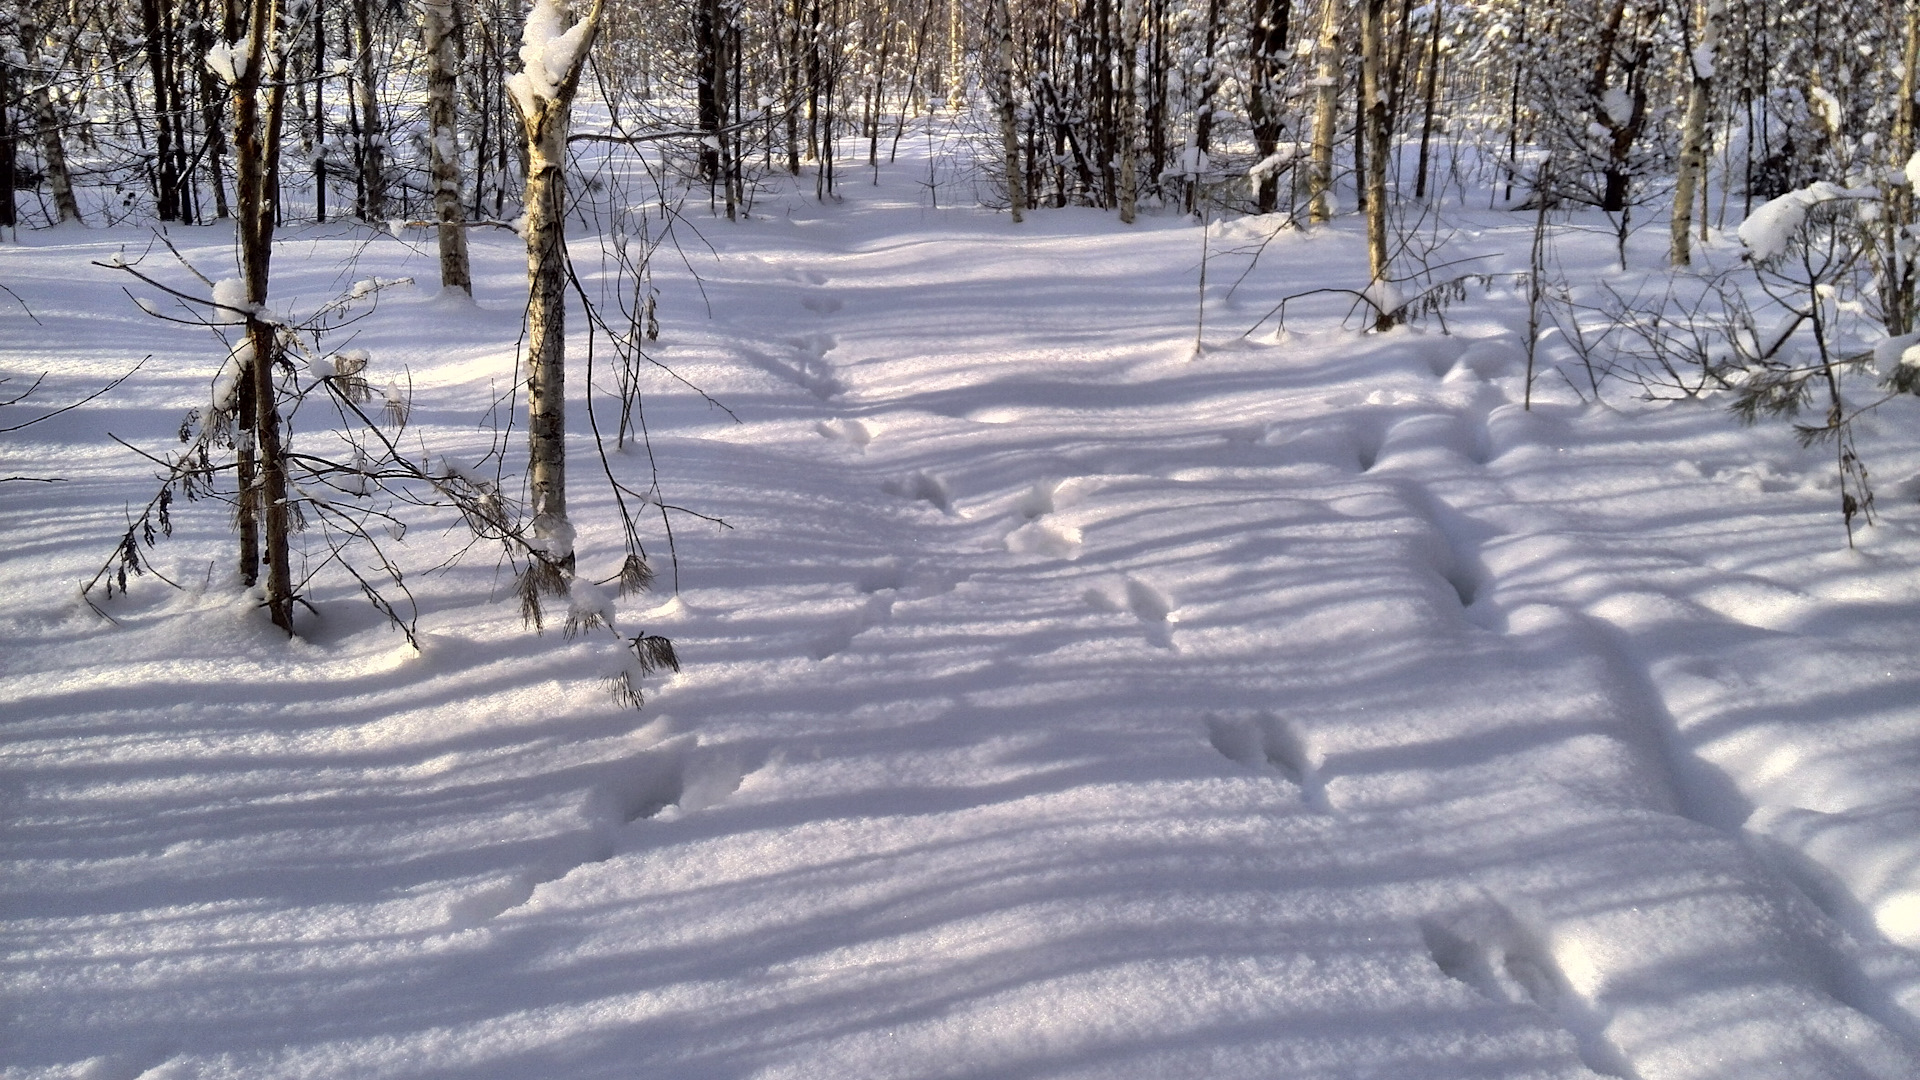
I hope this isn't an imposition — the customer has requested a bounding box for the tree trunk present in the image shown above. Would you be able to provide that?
[1411,0,1443,200]
[1117,0,1140,223]
[141,0,183,221]
[229,0,294,631]
[19,16,82,224]
[1247,0,1291,214]
[947,0,965,109]
[1187,0,1223,213]
[424,0,471,292]
[351,0,388,221]
[198,12,231,220]
[1359,0,1393,328]
[0,37,16,233]
[512,0,606,569]
[988,0,1023,221]
[1883,3,1920,335]
[695,0,722,183]
[784,0,802,173]
[1670,0,1721,267]
[1588,0,1649,215]
[1308,0,1342,223]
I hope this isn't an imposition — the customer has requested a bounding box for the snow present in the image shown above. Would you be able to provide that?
[203,39,250,85]
[1690,45,1716,81]
[210,276,253,317]
[507,0,597,118]
[1736,181,1861,261]
[6,139,1920,1080]
[1811,86,1845,135]
[1246,146,1295,180]
[1600,87,1633,128]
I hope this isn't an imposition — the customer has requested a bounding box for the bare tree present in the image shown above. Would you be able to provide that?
[350,0,390,221]
[1670,0,1723,266]
[16,10,81,224]
[1308,0,1343,224]
[424,0,473,292]
[509,0,605,588]
[986,0,1022,221]
[1358,0,1392,326]
[1247,0,1292,214]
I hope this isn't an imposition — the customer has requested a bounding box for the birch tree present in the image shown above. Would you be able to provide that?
[423,0,472,293]
[350,0,389,221]
[1308,0,1343,223]
[1358,0,1391,325]
[1669,0,1722,266]
[508,0,604,588]
[986,0,1022,221]
[16,10,81,224]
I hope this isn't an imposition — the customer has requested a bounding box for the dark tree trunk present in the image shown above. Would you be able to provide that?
[1247,0,1290,214]
[229,0,294,631]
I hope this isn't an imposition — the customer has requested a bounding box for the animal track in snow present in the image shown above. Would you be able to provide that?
[1373,411,1491,470]
[1085,576,1178,648]
[1005,520,1082,559]
[811,593,895,659]
[1355,428,1383,472]
[1205,712,1329,811]
[1004,479,1085,559]
[882,470,951,513]
[815,417,874,451]
[812,562,962,659]
[1124,577,1174,623]
[800,294,844,314]
[783,333,844,398]
[739,340,843,399]
[1375,475,1496,621]
[446,738,754,928]
[1421,900,1634,1079]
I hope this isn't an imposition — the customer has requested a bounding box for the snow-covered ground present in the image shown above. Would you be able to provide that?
[7,153,1920,1080]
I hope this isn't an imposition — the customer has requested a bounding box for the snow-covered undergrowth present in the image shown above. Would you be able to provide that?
[7,159,1920,1079]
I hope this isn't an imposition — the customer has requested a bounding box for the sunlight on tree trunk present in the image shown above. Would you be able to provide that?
[1308,0,1343,224]
[424,0,472,294]
[511,0,606,573]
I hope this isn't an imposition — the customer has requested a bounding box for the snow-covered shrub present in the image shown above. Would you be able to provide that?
[1728,176,1920,542]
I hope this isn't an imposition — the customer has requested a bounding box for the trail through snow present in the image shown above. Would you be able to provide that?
[7,166,1920,1080]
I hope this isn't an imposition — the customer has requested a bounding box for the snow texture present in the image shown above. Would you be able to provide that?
[6,132,1920,1080]
[506,0,595,118]
[1736,181,1860,261]
[203,39,249,85]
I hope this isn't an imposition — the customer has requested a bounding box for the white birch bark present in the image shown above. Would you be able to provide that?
[423,0,472,293]
[352,0,389,220]
[1670,0,1722,267]
[1307,0,1343,224]
[18,16,81,224]
[510,0,605,566]
[1359,0,1391,325]
[987,0,1022,222]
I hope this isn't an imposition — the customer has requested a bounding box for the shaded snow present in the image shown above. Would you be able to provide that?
[5,141,1920,1080]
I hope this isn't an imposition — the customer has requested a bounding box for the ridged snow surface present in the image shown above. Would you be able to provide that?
[6,149,1920,1080]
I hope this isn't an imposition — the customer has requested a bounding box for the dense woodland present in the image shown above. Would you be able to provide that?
[6,0,1920,645]
[5,0,1917,236]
